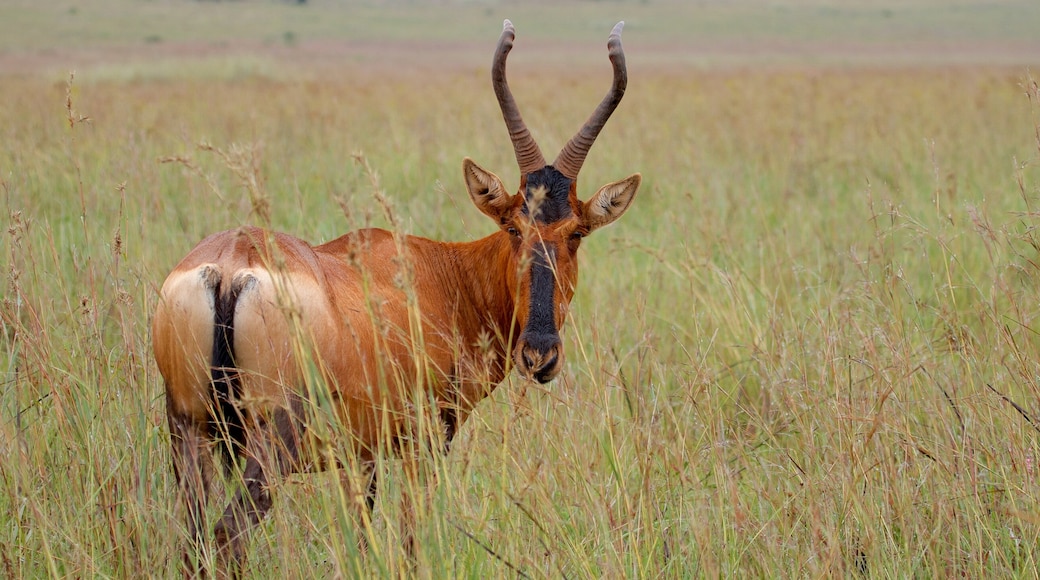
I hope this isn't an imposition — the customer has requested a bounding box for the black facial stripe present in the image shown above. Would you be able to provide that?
[523,244,558,341]
[523,166,573,224]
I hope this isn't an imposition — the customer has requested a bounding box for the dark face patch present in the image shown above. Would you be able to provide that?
[522,166,573,224]
[524,243,558,340]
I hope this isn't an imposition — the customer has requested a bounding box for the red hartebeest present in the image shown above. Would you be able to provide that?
[153,20,640,575]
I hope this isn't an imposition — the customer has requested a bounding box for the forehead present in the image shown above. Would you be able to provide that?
[522,167,574,225]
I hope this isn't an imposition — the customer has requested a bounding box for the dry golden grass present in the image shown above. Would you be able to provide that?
[2,29,1040,578]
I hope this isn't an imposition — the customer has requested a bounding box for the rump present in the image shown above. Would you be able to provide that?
[154,264,223,422]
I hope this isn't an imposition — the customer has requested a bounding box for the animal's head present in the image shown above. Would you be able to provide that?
[464,20,641,384]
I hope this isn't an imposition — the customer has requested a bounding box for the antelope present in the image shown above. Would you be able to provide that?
[153,20,640,576]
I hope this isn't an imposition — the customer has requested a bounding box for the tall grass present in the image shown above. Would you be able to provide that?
[2,60,1040,576]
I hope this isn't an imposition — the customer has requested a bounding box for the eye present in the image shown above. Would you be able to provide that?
[507,227,520,237]
[569,231,584,241]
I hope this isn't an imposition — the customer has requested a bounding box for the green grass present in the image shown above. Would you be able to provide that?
[3,1,1040,577]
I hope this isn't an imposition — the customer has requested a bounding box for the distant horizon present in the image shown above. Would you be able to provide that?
[2,0,1038,78]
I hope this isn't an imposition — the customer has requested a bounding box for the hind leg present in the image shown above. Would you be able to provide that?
[167,400,216,577]
[156,264,224,575]
[213,396,306,578]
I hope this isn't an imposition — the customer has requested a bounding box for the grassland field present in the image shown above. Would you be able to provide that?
[3,0,1040,577]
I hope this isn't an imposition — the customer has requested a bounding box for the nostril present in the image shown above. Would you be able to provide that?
[534,353,561,384]
[543,348,559,370]
[522,350,537,370]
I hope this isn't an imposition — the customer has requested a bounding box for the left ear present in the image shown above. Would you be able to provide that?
[582,174,641,233]
[463,157,514,222]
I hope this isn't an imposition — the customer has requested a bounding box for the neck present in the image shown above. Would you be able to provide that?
[449,231,519,349]
[413,230,518,386]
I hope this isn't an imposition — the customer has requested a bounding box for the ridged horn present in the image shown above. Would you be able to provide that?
[554,21,628,180]
[492,19,546,175]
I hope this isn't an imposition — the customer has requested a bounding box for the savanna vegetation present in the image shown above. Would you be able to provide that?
[2,0,1040,577]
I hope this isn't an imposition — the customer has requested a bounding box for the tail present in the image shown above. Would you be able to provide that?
[209,272,255,473]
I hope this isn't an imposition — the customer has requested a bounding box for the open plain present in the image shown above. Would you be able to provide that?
[2,0,1040,577]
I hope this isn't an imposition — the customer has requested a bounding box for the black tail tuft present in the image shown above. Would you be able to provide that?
[210,276,248,475]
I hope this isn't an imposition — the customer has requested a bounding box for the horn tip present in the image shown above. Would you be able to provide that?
[501,19,516,44]
[608,21,625,53]
[498,19,516,50]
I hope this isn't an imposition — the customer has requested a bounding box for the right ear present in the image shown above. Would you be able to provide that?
[582,173,641,233]
[463,157,514,221]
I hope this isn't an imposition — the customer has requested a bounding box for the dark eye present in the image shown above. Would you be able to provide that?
[507,227,520,237]
[569,231,584,241]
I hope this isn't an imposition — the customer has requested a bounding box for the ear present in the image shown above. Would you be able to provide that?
[463,157,513,221]
[582,173,641,232]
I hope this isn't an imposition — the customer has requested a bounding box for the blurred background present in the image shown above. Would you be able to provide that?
[3,0,1039,79]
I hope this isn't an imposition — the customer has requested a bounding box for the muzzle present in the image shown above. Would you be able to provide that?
[514,331,563,384]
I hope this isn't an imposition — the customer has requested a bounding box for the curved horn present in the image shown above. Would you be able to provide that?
[554,21,628,180]
[493,19,546,175]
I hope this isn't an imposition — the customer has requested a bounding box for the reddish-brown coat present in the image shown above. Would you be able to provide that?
[154,224,523,454]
